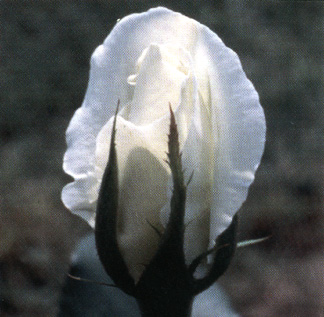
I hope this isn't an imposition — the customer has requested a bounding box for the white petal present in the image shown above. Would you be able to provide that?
[96,116,170,281]
[182,92,214,264]
[194,25,266,243]
[61,174,98,227]
[62,107,102,221]
[62,7,200,219]
[127,44,189,125]
[62,7,265,260]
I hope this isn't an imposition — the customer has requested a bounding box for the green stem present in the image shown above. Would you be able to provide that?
[136,290,194,317]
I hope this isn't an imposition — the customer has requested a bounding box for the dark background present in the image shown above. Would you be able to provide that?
[1,1,324,315]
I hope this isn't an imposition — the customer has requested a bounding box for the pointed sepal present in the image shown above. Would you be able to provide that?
[95,101,135,295]
[134,106,194,316]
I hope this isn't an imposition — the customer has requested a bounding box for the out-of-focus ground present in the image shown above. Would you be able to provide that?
[1,1,324,316]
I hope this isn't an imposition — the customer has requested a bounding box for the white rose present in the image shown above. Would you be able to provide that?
[62,7,265,282]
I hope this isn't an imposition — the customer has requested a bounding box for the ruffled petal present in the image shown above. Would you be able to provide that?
[62,7,200,220]
[61,175,98,227]
[62,7,265,265]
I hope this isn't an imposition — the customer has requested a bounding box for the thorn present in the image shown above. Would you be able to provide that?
[146,219,163,237]
[164,159,171,167]
[184,217,195,228]
[237,236,271,248]
[67,273,118,288]
[186,171,194,186]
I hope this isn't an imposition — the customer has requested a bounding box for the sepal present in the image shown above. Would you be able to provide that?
[95,106,238,315]
[95,101,136,296]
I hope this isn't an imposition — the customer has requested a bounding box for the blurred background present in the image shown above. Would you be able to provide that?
[1,1,324,315]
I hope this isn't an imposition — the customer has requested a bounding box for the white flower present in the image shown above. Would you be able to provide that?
[62,7,265,281]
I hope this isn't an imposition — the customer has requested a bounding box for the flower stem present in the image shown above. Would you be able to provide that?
[136,291,193,317]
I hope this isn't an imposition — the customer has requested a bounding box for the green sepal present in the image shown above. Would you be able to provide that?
[95,101,135,296]
[134,106,194,316]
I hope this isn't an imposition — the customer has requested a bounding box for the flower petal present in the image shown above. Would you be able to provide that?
[96,116,170,281]
[127,44,189,125]
[62,7,265,259]
[182,92,214,264]
[194,25,266,243]
[61,175,98,227]
[62,7,200,219]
